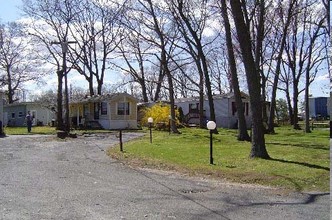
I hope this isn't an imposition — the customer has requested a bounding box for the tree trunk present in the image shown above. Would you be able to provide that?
[161,47,179,134]
[153,69,165,101]
[199,78,205,129]
[292,86,301,130]
[139,62,149,102]
[64,72,70,133]
[220,0,250,141]
[304,55,312,133]
[261,75,268,126]
[6,66,14,104]
[200,51,216,126]
[56,70,64,130]
[284,86,294,125]
[97,79,103,95]
[141,80,149,102]
[166,65,180,133]
[304,79,311,133]
[88,77,94,96]
[230,0,270,159]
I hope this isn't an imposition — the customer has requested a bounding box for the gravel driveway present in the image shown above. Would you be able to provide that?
[0,133,329,220]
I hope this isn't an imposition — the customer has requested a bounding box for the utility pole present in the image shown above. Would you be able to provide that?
[51,40,77,134]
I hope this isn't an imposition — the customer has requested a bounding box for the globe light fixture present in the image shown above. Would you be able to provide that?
[207,121,216,130]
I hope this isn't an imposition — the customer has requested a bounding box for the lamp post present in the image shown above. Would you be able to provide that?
[148,117,153,143]
[168,115,171,135]
[119,130,123,152]
[207,121,216,165]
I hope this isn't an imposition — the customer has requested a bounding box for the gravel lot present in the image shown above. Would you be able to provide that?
[0,133,329,220]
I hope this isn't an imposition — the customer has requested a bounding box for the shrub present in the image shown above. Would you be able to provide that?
[142,102,179,127]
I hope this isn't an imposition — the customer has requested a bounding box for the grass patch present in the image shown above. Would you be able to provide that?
[3,126,119,135]
[4,126,58,135]
[108,126,330,192]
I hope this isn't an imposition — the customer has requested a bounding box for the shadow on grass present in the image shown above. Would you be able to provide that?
[270,158,330,171]
[267,142,329,151]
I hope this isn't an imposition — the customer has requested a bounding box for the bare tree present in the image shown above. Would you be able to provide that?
[230,0,270,159]
[169,61,201,99]
[118,1,169,102]
[281,0,328,130]
[266,0,296,133]
[114,28,152,102]
[169,0,217,130]
[67,0,125,96]
[0,22,44,103]
[132,0,180,133]
[23,0,78,131]
[218,0,250,141]
[302,1,327,133]
[279,60,294,124]
[207,44,231,95]
[31,89,57,112]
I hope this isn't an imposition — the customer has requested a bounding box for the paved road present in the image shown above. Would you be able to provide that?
[0,133,329,220]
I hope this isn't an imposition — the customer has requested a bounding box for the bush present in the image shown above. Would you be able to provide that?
[142,103,179,127]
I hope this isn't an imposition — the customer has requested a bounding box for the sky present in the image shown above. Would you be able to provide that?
[0,0,114,99]
[0,0,330,100]
[0,0,23,22]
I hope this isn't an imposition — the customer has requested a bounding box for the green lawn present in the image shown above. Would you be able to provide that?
[3,126,58,135]
[3,126,111,135]
[108,126,330,192]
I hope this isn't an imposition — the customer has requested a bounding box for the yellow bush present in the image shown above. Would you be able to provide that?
[142,103,179,127]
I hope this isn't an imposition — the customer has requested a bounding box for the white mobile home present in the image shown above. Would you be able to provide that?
[69,93,138,130]
[4,102,56,127]
[175,92,252,129]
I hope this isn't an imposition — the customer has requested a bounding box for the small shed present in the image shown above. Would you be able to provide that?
[69,93,138,130]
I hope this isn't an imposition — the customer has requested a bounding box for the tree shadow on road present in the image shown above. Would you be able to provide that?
[226,192,330,207]
[133,168,232,220]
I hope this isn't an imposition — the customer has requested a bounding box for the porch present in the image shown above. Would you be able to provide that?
[70,102,103,129]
